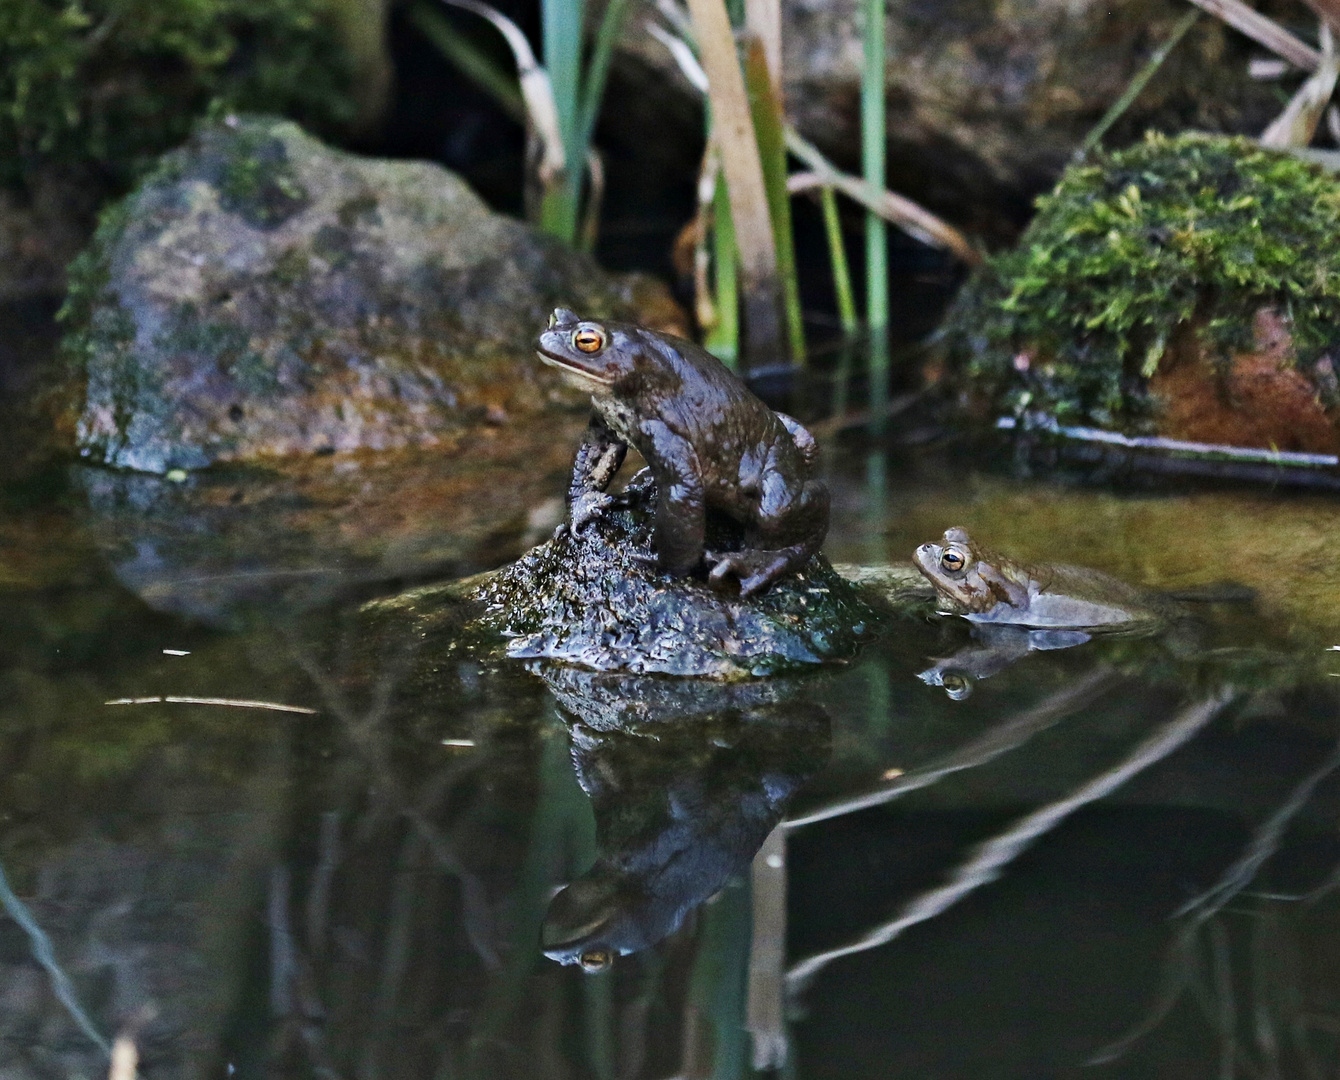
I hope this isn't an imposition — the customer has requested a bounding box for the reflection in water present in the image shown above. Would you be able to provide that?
[787,689,1234,991]
[11,438,1340,1077]
[1095,733,1340,1068]
[0,856,110,1056]
[537,665,831,968]
[917,624,1092,698]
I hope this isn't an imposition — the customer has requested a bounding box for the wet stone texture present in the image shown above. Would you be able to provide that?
[51,114,684,475]
[366,473,881,679]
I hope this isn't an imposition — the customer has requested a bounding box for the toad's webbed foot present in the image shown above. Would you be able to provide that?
[704,548,805,597]
[569,490,615,533]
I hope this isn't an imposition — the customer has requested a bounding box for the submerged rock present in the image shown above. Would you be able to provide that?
[940,134,1340,451]
[51,115,684,474]
[365,472,881,678]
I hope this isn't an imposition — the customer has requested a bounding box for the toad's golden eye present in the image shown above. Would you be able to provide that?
[939,549,966,573]
[941,672,973,700]
[574,327,606,353]
[579,947,613,973]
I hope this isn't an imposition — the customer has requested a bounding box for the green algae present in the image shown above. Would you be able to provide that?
[212,127,310,228]
[0,0,357,192]
[944,133,1340,429]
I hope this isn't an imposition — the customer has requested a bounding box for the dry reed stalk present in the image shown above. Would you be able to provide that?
[684,0,785,365]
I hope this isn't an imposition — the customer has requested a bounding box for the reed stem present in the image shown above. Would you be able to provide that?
[861,0,888,339]
[821,185,858,336]
[744,35,805,363]
[540,0,586,238]
[709,167,741,368]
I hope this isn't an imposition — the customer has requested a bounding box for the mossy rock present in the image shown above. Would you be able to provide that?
[0,0,359,191]
[0,0,370,300]
[52,115,685,474]
[363,473,882,679]
[942,133,1340,442]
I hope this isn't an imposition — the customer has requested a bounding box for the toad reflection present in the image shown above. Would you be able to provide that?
[535,665,830,970]
[918,624,1091,699]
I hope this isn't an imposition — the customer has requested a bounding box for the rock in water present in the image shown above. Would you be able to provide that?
[366,472,879,678]
[52,115,683,474]
[940,134,1340,452]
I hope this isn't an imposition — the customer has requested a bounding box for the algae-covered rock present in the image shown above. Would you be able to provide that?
[0,0,371,301]
[53,115,685,474]
[364,472,880,679]
[942,133,1340,450]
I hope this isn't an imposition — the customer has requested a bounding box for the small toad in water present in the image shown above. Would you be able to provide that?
[913,527,1175,633]
[535,309,829,596]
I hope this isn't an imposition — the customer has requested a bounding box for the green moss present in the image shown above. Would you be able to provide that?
[0,0,356,192]
[56,194,134,371]
[212,127,309,227]
[944,133,1340,429]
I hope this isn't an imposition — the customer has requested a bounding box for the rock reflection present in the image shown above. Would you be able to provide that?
[536,665,831,968]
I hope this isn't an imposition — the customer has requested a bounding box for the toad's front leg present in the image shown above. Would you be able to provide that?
[567,414,628,532]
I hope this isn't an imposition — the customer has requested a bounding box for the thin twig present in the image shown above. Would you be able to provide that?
[787,690,1233,992]
[996,415,1340,467]
[105,695,318,714]
[1078,9,1200,159]
[785,129,982,265]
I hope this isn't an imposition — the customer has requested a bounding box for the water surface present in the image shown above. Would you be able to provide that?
[3,435,1340,1080]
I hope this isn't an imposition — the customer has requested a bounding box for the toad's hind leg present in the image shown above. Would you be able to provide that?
[706,478,829,596]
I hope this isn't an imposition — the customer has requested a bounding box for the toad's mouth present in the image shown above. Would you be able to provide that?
[536,350,616,387]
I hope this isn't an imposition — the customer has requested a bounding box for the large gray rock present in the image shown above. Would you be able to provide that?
[53,115,684,474]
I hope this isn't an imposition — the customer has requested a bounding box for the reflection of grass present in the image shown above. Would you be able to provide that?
[684,880,752,1080]
[1094,736,1340,1073]
[468,723,596,1070]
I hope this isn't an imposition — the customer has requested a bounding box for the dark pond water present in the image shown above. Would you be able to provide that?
[4,411,1340,1080]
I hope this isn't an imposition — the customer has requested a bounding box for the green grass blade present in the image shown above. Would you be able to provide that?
[542,0,587,240]
[862,0,887,339]
[821,185,858,336]
[743,34,805,363]
[1078,9,1199,159]
[576,0,637,157]
[543,0,586,155]
[408,1,525,121]
[708,167,741,368]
